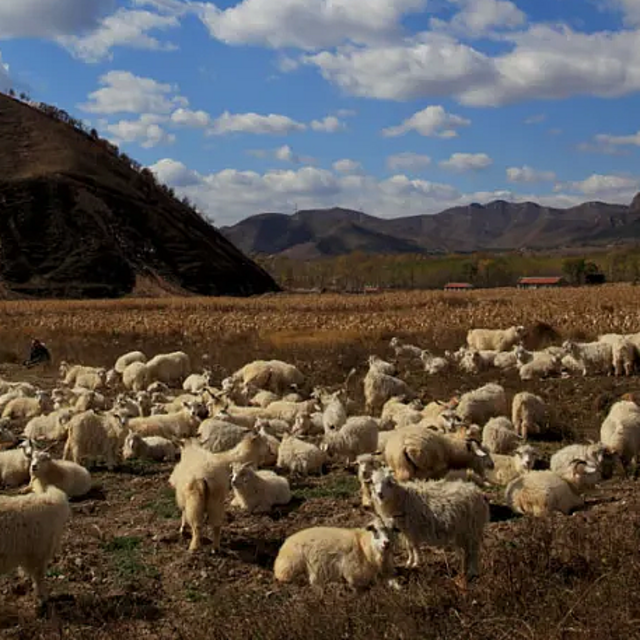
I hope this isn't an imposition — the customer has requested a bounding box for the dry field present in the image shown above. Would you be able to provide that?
[2,285,640,640]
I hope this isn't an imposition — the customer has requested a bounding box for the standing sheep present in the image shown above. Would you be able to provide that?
[600,400,640,476]
[274,517,395,589]
[183,369,212,394]
[0,440,34,487]
[321,417,378,464]
[364,367,415,416]
[562,340,613,377]
[370,467,489,580]
[511,392,548,439]
[455,383,507,426]
[145,351,192,387]
[114,350,147,374]
[466,325,525,352]
[122,361,150,392]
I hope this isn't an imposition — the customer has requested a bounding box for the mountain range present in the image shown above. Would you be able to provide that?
[221,196,640,259]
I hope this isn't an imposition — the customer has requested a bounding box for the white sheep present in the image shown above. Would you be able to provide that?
[62,410,125,470]
[380,396,423,430]
[517,349,562,381]
[455,383,507,426]
[466,325,525,352]
[599,334,637,377]
[600,400,640,476]
[3,391,53,421]
[321,416,378,464]
[61,364,102,387]
[228,360,304,395]
[356,453,383,508]
[511,392,548,439]
[27,450,92,498]
[505,459,599,516]
[274,517,395,589]
[0,482,70,605]
[249,389,280,408]
[384,425,493,482]
[277,434,325,475]
[485,445,538,485]
[370,467,489,580]
[183,369,212,394]
[122,431,179,462]
[145,351,192,387]
[263,399,318,424]
[368,355,396,376]
[23,409,73,442]
[493,346,522,371]
[74,368,107,391]
[420,350,449,375]
[126,402,200,439]
[198,418,249,453]
[321,391,348,433]
[230,462,291,513]
[562,340,613,377]
[482,417,521,455]
[364,367,415,416]
[74,389,107,412]
[549,442,611,480]
[114,350,147,374]
[389,337,423,360]
[168,442,230,552]
[0,440,34,487]
[122,361,150,392]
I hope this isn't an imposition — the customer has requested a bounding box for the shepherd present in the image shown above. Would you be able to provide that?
[23,338,51,368]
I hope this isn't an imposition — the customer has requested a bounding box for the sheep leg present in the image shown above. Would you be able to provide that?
[462,543,481,581]
[179,510,187,536]
[210,526,222,553]
[185,496,204,551]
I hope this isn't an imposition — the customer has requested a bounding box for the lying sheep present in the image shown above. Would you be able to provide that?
[74,390,107,412]
[0,480,71,606]
[390,337,423,360]
[27,450,92,498]
[228,360,304,395]
[456,383,507,426]
[3,391,53,421]
[505,459,599,516]
[420,350,449,375]
[169,442,230,552]
[322,417,378,464]
[511,392,548,439]
[493,346,522,371]
[364,367,415,416]
[61,364,102,387]
[24,409,73,442]
[230,462,291,513]
[122,431,179,462]
[549,442,613,480]
[183,369,212,394]
[277,434,325,475]
[482,417,521,455]
[380,397,423,430]
[600,400,640,476]
[562,340,613,377]
[74,368,107,391]
[0,440,34,487]
[517,350,562,381]
[145,351,192,387]
[485,445,538,485]
[384,425,493,482]
[370,467,489,580]
[114,350,147,374]
[126,402,201,439]
[466,325,525,352]
[250,389,280,408]
[263,399,317,424]
[274,517,395,589]
[198,418,249,453]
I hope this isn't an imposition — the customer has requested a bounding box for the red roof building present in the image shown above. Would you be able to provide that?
[444,282,475,291]
[517,276,566,288]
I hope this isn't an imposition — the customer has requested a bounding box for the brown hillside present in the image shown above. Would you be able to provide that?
[0,93,279,298]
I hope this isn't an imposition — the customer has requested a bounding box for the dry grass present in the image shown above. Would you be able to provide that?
[1,285,640,639]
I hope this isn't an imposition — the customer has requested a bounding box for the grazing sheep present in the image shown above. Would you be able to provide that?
[370,467,489,579]
[62,410,125,471]
[357,453,383,508]
[562,340,613,377]
[114,350,147,374]
[183,369,212,394]
[505,459,599,516]
[274,517,395,589]
[321,416,378,464]
[169,442,230,552]
[122,361,150,392]
[384,425,493,482]
[364,367,415,416]
[228,360,304,395]
[485,445,538,486]
[0,482,71,605]
[145,351,192,387]
[511,392,548,439]
[368,355,396,376]
[466,325,525,352]
[482,417,521,455]
[23,409,73,442]
[126,402,201,439]
[277,434,326,475]
[600,400,640,476]
[27,450,92,498]
[230,462,291,513]
[0,440,34,487]
[122,431,179,462]
[455,383,507,426]
[420,350,449,375]
[550,442,613,480]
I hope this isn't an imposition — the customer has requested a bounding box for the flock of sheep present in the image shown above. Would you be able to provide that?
[1,323,639,610]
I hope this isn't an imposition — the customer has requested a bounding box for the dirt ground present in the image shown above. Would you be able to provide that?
[1,292,640,639]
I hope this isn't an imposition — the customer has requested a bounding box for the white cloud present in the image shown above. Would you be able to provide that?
[594,130,640,147]
[440,152,492,171]
[105,113,176,148]
[171,108,211,128]
[209,110,307,135]
[382,105,470,138]
[431,0,526,37]
[0,0,105,39]
[524,114,545,124]
[199,0,427,49]
[131,0,191,15]
[333,159,363,174]
[506,165,556,183]
[59,8,180,63]
[560,173,640,197]
[150,158,628,226]
[248,145,315,164]
[386,152,432,171]
[606,0,640,26]
[80,71,188,115]
[336,108,357,118]
[0,51,10,90]
[310,115,345,132]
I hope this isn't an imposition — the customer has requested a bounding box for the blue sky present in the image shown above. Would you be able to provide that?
[1,0,640,226]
